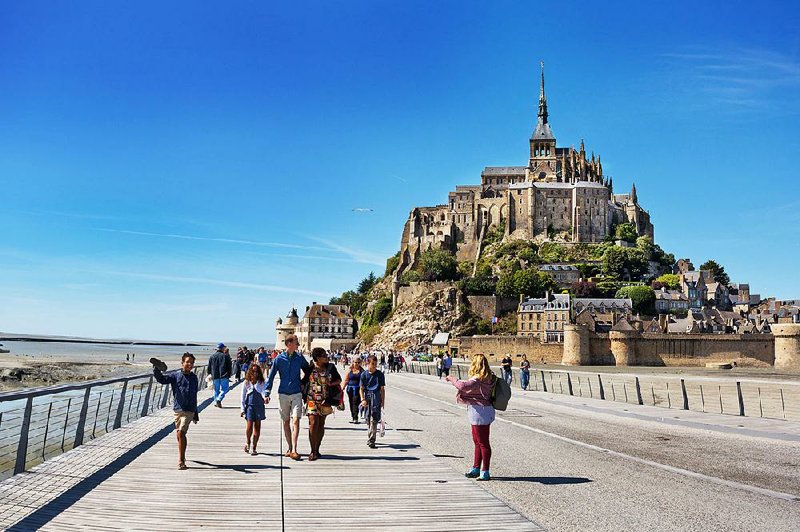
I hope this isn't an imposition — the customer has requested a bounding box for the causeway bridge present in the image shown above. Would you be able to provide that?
[1,364,799,531]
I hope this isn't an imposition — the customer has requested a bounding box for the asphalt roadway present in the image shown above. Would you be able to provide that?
[384,371,800,531]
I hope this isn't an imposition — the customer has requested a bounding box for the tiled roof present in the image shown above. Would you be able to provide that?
[573,298,633,310]
[303,304,354,320]
[539,264,579,272]
[482,166,526,176]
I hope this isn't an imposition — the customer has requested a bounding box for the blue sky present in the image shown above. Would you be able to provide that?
[1,1,799,342]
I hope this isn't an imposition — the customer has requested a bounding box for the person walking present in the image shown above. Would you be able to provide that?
[360,354,385,449]
[208,343,232,408]
[342,358,364,423]
[152,353,199,470]
[240,364,267,455]
[445,353,495,481]
[304,348,342,461]
[265,334,310,461]
[501,354,513,385]
[256,347,268,368]
[442,353,452,378]
[234,347,244,382]
[519,354,531,391]
[436,354,444,379]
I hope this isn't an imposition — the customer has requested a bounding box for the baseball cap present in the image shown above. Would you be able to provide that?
[217,342,226,349]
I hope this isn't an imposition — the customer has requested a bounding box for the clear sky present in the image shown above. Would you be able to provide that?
[1,1,799,342]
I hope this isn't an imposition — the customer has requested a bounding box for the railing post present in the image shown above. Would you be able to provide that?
[74,387,92,447]
[141,376,154,417]
[680,378,689,410]
[634,377,643,405]
[113,380,129,429]
[566,373,574,396]
[736,382,745,416]
[160,384,170,408]
[14,396,34,475]
[541,371,547,392]
[598,374,605,400]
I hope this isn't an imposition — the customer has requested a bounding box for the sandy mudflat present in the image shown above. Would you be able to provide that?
[0,351,213,392]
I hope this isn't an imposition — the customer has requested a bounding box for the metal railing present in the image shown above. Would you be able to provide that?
[0,367,208,480]
[404,361,800,422]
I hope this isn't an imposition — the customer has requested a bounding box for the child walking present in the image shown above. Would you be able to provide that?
[342,358,364,423]
[152,353,199,470]
[240,364,267,455]
[445,353,495,481]
[359,354,385,449]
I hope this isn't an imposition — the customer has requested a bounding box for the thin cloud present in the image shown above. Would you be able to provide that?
[96,228,331,252]
[93,270,334,298]
[661,47,800,111]
[307,236,387,266]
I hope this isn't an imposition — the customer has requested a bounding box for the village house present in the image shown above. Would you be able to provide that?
[654,287,689,313]
[287,303,357,352]
[572,297,633,332]
[538,263,580,287]
[517,292,570,342]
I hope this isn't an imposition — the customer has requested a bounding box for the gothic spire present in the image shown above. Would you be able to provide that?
[631,183,638,203]
[531,61,555,141]
[538,61,548,124]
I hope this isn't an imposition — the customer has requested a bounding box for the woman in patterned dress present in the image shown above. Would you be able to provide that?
[305,347,342,461]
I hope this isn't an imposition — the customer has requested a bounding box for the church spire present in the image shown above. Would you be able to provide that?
[538,61,548,124]
[531,61,555,142]
[631,183,638,203]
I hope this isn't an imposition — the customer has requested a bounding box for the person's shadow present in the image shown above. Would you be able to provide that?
[491,476,592,485]
[189,460,289,474]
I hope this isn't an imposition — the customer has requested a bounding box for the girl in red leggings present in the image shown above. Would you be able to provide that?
[445,353,495,481]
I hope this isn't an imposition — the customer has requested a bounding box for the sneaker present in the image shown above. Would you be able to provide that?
[476,471,491,481]
[149,358,168,372]
[367,442,376,449]
[215,401,222,408]
[464,467,480,478]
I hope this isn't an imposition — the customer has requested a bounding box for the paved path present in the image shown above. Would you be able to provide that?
[0,382,541,531]
[386,371,800,531]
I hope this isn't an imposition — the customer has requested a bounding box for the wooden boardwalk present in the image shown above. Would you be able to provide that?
[0,383,542,531]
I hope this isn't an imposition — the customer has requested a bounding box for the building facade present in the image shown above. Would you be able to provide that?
[396,64,654,276]
[517,292,571,343]
[295,303,356,352]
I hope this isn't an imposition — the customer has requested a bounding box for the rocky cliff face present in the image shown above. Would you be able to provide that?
[368,282,473,350]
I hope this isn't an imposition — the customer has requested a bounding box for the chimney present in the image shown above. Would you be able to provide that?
[658,313,668,332]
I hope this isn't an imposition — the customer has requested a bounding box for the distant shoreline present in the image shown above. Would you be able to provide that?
[0,333,209,348]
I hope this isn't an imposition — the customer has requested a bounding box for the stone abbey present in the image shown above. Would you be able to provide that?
[398,64,654,269]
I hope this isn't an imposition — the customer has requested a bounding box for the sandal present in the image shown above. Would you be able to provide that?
[178,462,187,470]
[244,444,250,454]
[250,448,257,456]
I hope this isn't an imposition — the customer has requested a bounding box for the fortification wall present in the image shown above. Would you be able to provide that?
[451,335,562,364]
[467,296,519,322]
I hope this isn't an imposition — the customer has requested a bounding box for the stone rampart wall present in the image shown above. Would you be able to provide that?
[451,335,562,364]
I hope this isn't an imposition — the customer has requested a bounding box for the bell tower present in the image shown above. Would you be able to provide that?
[528,61,557,181]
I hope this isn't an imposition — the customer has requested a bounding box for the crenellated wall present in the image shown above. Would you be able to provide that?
[450,335,563,364]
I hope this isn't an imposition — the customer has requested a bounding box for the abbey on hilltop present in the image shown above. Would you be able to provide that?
[398,63,654,268]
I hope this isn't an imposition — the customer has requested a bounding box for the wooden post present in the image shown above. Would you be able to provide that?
[598,374,605,400]
[113,380,129,430]
[14,396,34,475]
[540,371,547,392]
[73,387,92,448]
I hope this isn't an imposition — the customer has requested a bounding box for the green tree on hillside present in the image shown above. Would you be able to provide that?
[497,269,557,298]
[615,223,638,243]
[358,272,378,294]
[700,260,730,286]
[602,246,649,281]
[654,273,681,290]
[418,248,459,281]
[615,285,656,316]
[385,252,401,277]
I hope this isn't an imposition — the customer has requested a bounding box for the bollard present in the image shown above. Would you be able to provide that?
[598,374,605,400]
[566,373,574,396]
[680,378,689,410]
[541,370,547,392]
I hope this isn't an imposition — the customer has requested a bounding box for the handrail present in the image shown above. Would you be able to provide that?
[0,366,209,479]
[403,361,799,422]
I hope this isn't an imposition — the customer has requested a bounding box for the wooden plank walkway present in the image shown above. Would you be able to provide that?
[0,383,542,531]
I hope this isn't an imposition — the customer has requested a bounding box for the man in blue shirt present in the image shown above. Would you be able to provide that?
[265,334,310,460]
[153,353,199,470]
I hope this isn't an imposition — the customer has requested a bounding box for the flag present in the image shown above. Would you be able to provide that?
[491,316,498,324]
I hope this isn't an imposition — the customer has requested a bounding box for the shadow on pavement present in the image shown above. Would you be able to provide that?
[433,454,465,459]
[318,454,420,461]
[190,460,288,473]
[493,476,592,485]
